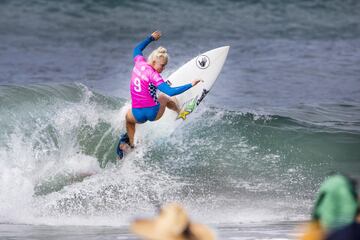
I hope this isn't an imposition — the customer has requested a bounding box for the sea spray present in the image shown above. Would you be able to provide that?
[0,83,359,225]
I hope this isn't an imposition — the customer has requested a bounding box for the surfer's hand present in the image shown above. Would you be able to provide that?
[191,79,202,86]
[151,31,161,41]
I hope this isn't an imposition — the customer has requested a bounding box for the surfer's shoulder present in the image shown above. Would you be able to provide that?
[134,55,146,63]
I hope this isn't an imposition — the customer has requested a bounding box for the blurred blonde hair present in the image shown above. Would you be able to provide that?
[148,46,169,64]
[131,203,215,240]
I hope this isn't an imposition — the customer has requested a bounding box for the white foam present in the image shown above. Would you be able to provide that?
[0,86,309,226]
[0,85,123,224]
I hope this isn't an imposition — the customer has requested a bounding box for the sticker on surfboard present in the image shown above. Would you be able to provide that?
[176,89,210,120]
[196,55,210,69]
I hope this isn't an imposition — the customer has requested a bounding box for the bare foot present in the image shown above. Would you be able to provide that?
[117,143,132,160]
[119,143,132,153]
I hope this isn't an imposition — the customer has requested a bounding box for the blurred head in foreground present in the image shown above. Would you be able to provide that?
[312,173,358,231]
[131,203,215,240]
[300,173,359,240]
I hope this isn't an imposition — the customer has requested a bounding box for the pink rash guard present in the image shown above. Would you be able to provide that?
[130,55,165,108]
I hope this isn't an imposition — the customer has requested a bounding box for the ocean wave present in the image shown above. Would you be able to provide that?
[0,83,359,225]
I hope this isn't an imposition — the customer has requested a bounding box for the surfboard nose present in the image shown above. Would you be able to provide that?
[205,46,230,60]
[220,46,230,53]
[220,46,230,57]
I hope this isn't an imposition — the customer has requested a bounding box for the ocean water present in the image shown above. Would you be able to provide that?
[0,0,360,239]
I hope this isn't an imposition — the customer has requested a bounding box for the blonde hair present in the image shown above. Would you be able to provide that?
[148,46,169,64]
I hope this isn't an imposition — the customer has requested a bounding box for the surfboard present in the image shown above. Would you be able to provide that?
[169,46,230,121]
[135,46,230,139]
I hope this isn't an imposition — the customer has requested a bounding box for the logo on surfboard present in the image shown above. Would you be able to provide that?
[197,88,210,105]
[177,89,210,120]
[196,55,210,69]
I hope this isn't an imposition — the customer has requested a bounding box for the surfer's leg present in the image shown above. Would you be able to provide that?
[167,97,180,113]
[155,94,180,120]
[125,109,136,146]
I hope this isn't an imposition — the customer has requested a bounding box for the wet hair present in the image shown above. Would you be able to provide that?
[148,46,169,64]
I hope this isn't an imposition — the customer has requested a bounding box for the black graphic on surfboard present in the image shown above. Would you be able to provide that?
[196,55,210,69]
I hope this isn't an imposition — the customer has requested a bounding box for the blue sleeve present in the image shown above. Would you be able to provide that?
[158,82,192,97]
[133,36,155,58]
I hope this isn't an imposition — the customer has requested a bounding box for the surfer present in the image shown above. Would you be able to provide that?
[117,31,201,159]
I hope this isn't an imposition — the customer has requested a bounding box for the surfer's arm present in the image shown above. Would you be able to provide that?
[133,36,155,58]
[158,82,192,97]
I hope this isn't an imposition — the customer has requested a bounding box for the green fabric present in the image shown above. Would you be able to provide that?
[312,174,358,231]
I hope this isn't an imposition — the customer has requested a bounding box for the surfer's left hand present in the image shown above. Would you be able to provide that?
[191,79,202,86]
[151,31,161,41]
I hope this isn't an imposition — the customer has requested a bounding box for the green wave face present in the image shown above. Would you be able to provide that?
[0,83,359,224]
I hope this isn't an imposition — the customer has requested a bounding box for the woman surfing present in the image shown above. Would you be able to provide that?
[116,31,201,159]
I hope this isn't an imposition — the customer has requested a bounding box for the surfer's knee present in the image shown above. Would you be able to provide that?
[159,94,179,112]
[157,93,170,105]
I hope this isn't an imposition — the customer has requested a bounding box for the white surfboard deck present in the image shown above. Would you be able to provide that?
[135,46,230,141]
